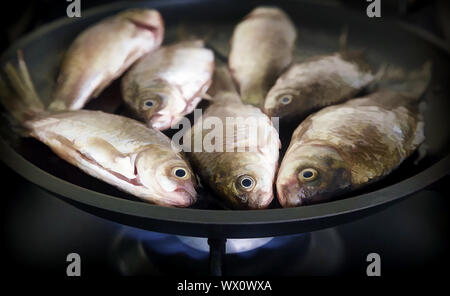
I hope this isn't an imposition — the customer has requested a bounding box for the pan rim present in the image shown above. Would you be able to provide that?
[1,137,449,226]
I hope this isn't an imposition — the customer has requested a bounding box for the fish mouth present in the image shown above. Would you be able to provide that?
[279,190,305,207]
[280,191,304,207]
[149,114,174,131]
[278,181,332,207]
[262,102,286,118]
[263,105,290,120]
[263,106,276,117]
[230,190,273,210]
[170,184,197,207]
[277,178,305,208]
[245,189,274,209]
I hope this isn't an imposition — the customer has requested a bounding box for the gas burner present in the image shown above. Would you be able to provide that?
[110,226,345,276]
[177,236,274,254]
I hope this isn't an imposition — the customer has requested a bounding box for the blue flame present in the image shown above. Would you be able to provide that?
[123,225,308,260]
[123,226,209,260]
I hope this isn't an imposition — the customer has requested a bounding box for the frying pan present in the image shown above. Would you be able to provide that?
[0,0,449,239]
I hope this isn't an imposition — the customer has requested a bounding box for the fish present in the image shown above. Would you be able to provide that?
[184,67,280,209]
[276,62,431,207]
[121,40,214,130]
[229,6,297,107]
[0,53,197,207]
[48,9,164,111]
[264,51,374,122]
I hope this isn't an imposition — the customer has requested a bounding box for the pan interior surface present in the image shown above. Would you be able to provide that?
[0,0,449,237]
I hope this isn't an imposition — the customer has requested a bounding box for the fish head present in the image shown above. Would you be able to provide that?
[213,156,275,209]
[135,147,197,207]
[264,85,312,121]
[124,82,186,130]
[119,9,164,45]
[277,145,351,207]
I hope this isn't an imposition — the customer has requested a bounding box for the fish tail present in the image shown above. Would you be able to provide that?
[240,86,265,107]
[338,27,372,73]
[370,61,432,99]
[175,24,210,48]
[209,67,242,104]
[404,61,432,99]
[175,24,205,43]
[338,26,348,52]
[175,25,227,63]
[0,50,44,123]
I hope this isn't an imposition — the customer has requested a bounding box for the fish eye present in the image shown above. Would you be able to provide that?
[298,168,318,182]
[279,94,293,105]
[142,99,157,110]
[173,167,189,180]
[236,175,256,191]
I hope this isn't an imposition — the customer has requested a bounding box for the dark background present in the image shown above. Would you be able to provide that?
[0,0,449,278]
[0,0,449,52]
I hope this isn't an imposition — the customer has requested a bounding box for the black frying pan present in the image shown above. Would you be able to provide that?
[0,0,449,238]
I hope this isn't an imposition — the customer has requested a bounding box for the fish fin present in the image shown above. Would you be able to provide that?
[339,26,348,52]
[207,67,242,104]
[91,78,110,99]
[369,61,432,99]
[406,61,432,99]
[200,93,213,101]
[42,133,83,168]
[340,49,371,74]
[45,133,137,182]
[0,50,44,123]
[365,63,387,93]
[16,51,42,108]
[0,75,25,123]
[337,27,372,73]
[414,142,428,165]
[81,137,135,179]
